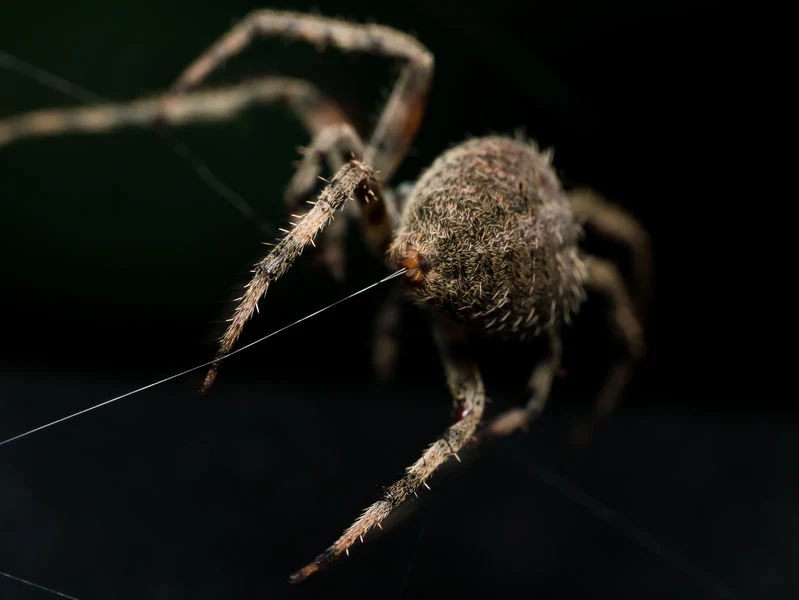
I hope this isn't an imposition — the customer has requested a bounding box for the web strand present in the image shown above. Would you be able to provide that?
[530,464,739,600]
[0,269,406,449]
[0,50,270,233]
[0,570,82,600]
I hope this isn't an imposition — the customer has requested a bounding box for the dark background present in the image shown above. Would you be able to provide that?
[1,1,790,599]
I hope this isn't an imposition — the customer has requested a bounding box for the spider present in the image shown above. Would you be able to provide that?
[0,9,651,584]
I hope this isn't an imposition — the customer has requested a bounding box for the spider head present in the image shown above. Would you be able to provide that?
[387,226,474,316]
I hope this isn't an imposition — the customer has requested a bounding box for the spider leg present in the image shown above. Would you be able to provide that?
[369,180,417,378]
[573,255,645,443]
[568,188,653,317]
[485,333,563,437]
[160,9,434,181]
[285,124,363,210]
[289,316,485,583]
[287,120,399,248]
[0,77,346,149]
[372,284,403,379]
[284,123,366,281]
[201,159,386,393]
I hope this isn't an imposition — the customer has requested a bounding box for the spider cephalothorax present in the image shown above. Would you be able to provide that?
[0,9,650,584]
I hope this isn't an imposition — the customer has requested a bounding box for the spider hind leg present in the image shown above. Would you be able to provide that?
[486,333,563,437]
[571,255,645,444]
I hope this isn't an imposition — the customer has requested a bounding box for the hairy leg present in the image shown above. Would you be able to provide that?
[568,188,653,316]
[0,77,346,149]
[289,316,485,583]
[201,159,387,393]
[284,123,365,281]
[486,334,563,437]
[573,255,645,442]
[288,120,400,279]
[160,9,434,181]
[285,124,364,210]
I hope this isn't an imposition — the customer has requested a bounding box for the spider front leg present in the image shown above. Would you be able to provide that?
[0,77,345,149]
[159,9,434,181]
[486,334,563,437]
[285,124,364,210]
[284,123,368,281]
[289,316,485,583]
[201,158,386,393]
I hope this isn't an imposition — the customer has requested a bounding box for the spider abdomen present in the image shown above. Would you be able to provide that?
[389,136,586,337]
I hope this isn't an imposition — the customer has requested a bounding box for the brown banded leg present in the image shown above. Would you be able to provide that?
[201,158,388,393]
[486,333,563,437]
[573,255,645,443]
[568,188,653,316]
[159,9,434,182]
[289,316,485,583]
[0,77,346,149]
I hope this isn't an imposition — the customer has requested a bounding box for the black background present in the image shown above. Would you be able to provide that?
[1,2,790,599]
